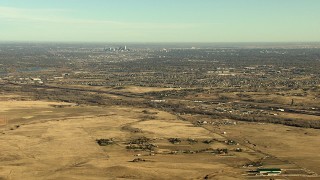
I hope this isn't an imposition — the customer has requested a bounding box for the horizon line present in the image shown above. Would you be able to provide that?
[1,41,320,44]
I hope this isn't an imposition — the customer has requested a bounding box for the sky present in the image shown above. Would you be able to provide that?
[0,0,319,42]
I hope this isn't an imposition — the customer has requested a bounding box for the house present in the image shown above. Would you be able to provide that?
[151,100,166,103]
[247,168,282,176]
[258,168,282,175]
[31,78,43,84]
[31,77,41,81]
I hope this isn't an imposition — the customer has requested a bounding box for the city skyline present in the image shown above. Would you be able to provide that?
[0,0,319,42]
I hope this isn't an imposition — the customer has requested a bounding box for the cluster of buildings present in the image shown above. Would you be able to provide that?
[104,46,129,52]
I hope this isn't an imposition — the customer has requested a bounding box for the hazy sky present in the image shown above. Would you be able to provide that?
[0,0,319,42]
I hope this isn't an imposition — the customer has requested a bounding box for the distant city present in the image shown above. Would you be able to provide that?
[104,46,129,52]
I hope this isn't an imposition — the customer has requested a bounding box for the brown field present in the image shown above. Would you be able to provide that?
[0,97,242,179]
[116,86,177,93]
[212,123,320,175]
[0,92,319,180]
[55,84,176,94]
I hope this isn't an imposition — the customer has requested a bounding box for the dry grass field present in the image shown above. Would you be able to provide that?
[0,94,243,180]
[0,92,319,180]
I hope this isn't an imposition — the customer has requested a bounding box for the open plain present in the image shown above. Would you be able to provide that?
[0,94,244,180]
